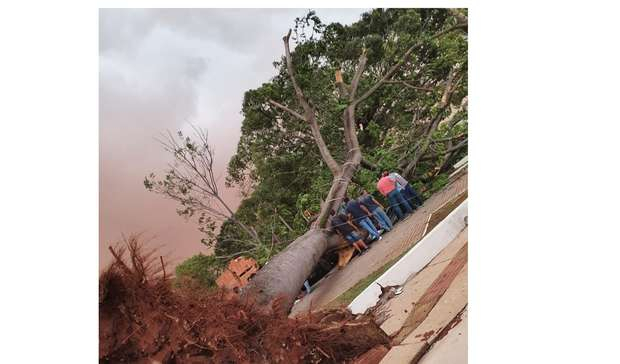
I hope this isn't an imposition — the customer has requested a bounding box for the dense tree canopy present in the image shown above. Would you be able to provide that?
[217,8,468,265]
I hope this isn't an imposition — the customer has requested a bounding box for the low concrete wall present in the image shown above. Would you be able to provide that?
[348,199,468,314]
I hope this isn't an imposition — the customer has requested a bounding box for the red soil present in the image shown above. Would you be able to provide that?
[100,237,390,363]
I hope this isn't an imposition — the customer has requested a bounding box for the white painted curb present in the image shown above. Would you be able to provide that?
[348,199,468,314]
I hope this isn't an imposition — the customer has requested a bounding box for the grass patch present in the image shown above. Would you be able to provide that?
[325,250,409,309]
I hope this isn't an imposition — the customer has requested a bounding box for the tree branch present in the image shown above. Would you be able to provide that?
[420,138,468,161]
[280,29,341,176]
[437,97,467,129]
[349,48,368,101]
[401,65,463,178]
[360,158,379,171]
[334,69,349,98]
[384,80,434,92]
[148,128,262,244]
[432,132,467,143]
[268,99,305,120]
[440,67,458,108]
[283,29,311,116]
[351,23,466,107]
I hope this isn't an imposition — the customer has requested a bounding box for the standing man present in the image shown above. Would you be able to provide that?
[344,197,382,240]
[330,211,369,253]
[390,171,424,209]
[377,171,413,221]
[359,189,393,232]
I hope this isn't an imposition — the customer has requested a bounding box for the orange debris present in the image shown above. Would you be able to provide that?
[216,256,259,291]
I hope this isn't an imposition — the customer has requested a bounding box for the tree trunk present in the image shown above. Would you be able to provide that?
[242,228,330,311]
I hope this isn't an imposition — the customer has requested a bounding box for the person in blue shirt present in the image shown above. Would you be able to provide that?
[329,211,369,253]
[358,189,393,232]
[344,197,381,241]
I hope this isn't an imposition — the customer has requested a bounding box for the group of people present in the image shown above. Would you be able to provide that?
[329,170,424,254]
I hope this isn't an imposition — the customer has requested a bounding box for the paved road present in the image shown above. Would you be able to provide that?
[290,173,468,316]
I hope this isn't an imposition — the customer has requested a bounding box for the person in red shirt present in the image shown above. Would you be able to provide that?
[376,171,413,220]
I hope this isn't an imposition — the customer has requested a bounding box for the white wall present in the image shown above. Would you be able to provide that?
[348,199,468,314]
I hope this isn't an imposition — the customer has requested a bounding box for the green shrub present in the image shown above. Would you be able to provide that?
[175,254,222,289]
[428,173,450,195]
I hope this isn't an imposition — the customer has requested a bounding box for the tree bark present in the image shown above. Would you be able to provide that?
[281,30,341,176]
[242,228,330,311]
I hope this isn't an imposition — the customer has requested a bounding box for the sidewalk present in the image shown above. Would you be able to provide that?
[291,173,468,316]
[379,228,468,363]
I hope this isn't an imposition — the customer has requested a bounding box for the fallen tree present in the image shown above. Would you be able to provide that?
[244,19,467,312]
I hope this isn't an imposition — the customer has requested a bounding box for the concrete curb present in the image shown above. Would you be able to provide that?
[348,199,468,314]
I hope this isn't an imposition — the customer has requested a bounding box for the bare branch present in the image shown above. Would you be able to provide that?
[279,29,341,176]
[440,67,458,108]
[148,127,262,244]
[282,29,311,116]
[276,210,294,232]
[268,99,305,120]
[349,48,368,101]
[438,96,468,129]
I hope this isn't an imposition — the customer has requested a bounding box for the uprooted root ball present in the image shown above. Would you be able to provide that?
[100,237,389,363]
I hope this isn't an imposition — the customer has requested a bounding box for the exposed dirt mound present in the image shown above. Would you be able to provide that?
[100,236,390,363]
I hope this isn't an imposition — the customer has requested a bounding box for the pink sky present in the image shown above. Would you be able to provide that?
[99,9,365,270]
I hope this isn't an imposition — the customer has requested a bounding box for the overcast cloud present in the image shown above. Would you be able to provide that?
[99,8,367,268]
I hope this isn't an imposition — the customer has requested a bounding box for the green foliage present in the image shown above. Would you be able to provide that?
[216,8,468,265]
[174,254,223,289]
[427,173,450,196]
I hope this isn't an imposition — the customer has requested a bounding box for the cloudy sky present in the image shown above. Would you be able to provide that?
[99,8,367,268]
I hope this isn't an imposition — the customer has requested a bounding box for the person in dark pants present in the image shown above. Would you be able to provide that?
[330,212,369,253]
[358,189,393,232]
[390,172,423,208]
[377,171,413,220]
[344,197,382,240]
